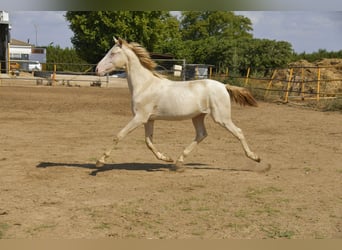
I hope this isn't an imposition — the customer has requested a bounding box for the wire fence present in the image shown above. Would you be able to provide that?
[1,60,342,104]
[211,64,342,103]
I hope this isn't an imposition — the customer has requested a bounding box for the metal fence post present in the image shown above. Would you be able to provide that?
[316,67,321,101]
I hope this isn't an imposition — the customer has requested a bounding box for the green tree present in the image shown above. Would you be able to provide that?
[65,11,295,75]
[65,11,179,64]
[158,11,256,72]
[180,11,253,41]
[46,45,88,72]
[244,39,294,75]
[293,49,342,62]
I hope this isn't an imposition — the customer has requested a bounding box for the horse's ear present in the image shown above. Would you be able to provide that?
[118,37,124,46]
[113,37,118,44]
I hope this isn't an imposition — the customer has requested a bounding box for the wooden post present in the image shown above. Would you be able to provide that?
[244,67,250,86]
[284,68,293,103]
[182,59,186,81]
[226,67,229,77]
[264,69,277,98]
[52,64,57,85]
[300,67,305,100]
[209,66,212,79]
[316,67,321,101]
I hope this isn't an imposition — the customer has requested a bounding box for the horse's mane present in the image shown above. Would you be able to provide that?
[122,39,164,78]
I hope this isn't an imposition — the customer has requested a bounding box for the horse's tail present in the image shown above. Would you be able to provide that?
[225,84,258,107]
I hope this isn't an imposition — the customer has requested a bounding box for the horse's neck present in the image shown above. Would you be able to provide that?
[125,52,156,96]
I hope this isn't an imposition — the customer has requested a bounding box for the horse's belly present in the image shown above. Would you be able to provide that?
[150,102,209,121]
[150,112,201,121]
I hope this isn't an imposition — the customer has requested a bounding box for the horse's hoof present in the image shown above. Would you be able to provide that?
[170,165,185,172]
[158,152,173,162]
[164,157,174,163]
[96,160,105,168]
[248,153,261,163]
[257,163,271,173]
[170,161,185,172]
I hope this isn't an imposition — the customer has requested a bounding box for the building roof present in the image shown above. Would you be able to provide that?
[186,64,215,67]
[10,39,33,47]
[150,53,174,60]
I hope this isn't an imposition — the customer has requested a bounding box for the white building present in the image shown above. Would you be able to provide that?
[9,39,46,71]
[9,39,31,61]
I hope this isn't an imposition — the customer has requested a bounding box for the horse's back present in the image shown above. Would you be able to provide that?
[186,79,231,102]
[166,78,231,107]
[147,79,227,120]
[171,78,227,95]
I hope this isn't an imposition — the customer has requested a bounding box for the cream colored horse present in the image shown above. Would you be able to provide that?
[95,38,260,170]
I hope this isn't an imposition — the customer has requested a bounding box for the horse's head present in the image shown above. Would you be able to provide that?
[96,37,127,76]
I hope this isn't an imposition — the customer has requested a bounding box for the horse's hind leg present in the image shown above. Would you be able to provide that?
[227,121,260,162]
[174,114,208,170]
[144,120,173,162]
[214,116,260,162]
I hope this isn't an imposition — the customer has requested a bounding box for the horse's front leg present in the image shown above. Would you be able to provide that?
[144,120,173,162]
[96,116,144,167]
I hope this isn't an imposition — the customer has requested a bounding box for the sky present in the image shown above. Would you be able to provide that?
[236,11,342,53]
[7,11,342,53]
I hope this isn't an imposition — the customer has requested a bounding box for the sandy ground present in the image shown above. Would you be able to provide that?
[0,84,341,239]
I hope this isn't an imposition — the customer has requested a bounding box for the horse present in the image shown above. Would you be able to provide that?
[95,37,260,171]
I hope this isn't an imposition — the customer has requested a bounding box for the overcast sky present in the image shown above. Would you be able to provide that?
[8,11,342,53]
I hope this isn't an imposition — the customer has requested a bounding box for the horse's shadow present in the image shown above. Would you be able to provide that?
[36,161,258,176]
[36,162,174,176]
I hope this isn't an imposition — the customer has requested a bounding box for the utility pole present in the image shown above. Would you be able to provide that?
[34,23,38,46]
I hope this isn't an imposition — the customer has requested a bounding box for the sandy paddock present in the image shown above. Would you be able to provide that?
[0,83,341,239]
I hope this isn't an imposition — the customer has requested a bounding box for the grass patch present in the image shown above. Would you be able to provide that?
[225,222,249,232]
[26,223,57,236]
[88,157,98,162]
[321,98,342,112]
[191,229,206,237]
[196,207,210,212]
[313,232,326,239]
[93,222,111,230]
[34,224,56,232]
[303,166,311,172]
[0,223,10,239]
[256,205,281,216]
[261,226,295,239]
[246,186,282,202]
[176,196,200,212]
[300,97,342,112]
[234,209,247,218]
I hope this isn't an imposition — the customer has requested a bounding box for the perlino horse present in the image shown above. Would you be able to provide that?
[95,38,260,170]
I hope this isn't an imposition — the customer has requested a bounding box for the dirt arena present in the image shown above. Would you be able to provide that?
[0,84,341,239]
